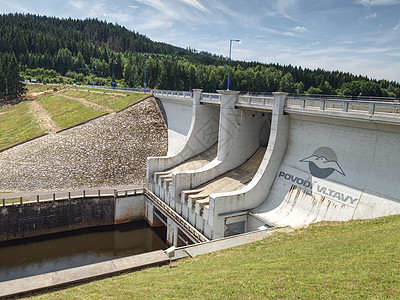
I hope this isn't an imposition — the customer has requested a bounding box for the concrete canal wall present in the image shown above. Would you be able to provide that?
[0,193,144,242]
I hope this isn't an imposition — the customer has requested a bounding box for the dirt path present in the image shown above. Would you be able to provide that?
[57,92,114,113]
[82,89,132,96]
[30,101,61,133]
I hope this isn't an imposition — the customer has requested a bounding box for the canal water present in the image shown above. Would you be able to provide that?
[0,221,167,282]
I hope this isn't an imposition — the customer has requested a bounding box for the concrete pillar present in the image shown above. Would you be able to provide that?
[166,218,179,247]
[217,90,240,160]
[192,88,202,105]
[272,92,288,115]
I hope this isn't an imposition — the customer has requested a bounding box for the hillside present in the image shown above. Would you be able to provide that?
[0,93,167,191]
[1,13,400,97]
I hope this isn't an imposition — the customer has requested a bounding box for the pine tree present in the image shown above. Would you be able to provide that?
[4,53,26,99]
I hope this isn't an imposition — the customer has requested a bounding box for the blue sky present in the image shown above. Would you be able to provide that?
[2,0,400,82]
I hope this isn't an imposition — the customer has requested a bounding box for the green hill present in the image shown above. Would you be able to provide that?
[1,13,400,97]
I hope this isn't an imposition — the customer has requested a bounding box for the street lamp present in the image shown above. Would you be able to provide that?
[112,61,116,89]
[144,55,151,93]
[227,39,240,90]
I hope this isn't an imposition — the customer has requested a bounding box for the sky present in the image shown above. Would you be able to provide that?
[1,0,400,83]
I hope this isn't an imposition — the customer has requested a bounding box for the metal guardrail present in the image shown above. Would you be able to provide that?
[1,189,143,207]
[153,89,193,98]
[143,188,209,243]
[151,89,400,117]
[201,93,221,101]
[286,97,400,116]
[2,187,208,243]
[237,95,274,106]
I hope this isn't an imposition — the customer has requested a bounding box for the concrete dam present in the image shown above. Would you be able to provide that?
[146,89,400,243]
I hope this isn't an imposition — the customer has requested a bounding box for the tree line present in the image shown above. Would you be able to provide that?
[1,13,400,99]
[0,52,26,99]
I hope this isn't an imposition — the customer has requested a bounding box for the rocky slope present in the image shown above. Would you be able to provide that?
[0,97,168,191]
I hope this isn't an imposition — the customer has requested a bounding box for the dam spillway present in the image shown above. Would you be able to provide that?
[147,89,400,244]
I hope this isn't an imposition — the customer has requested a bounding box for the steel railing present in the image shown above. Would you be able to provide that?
[143,188,209,243]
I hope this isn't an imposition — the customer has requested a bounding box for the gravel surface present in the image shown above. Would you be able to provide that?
[0,97,168,192]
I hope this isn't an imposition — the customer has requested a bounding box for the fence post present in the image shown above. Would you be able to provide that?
[68,192,71,200]
[320,99,326,110]
[301,99,306,108]
[114,189,117,200]
[53,194,56,201]
[3,199,5,207]
[37,195,39,202]
[20,197,23,205]
[343,101,349,112]
[98,190,101,197]
[83,190,86,198]
[369,102,375,115]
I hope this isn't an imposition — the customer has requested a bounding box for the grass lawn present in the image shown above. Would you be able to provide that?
[25,84,63,96]
[61,89,147,111]
[0,101,44,151]
[27,215,400,299]
[38,95,107,129]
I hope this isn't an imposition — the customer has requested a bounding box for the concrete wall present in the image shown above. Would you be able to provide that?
[147,89,220,183]
[0,195,144,242]
[159,97,193,156]
[250,112,400,229]
[173,91,271,213]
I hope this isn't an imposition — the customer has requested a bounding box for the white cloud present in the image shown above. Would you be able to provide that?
[355,0,400,7]
[135,0,179,19]
[181,0,209,13]
[294,26,306,32]
[363,12,378,19]
[394,20,400,30]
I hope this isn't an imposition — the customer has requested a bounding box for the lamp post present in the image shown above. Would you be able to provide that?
[227,39,240,90]
[144,55,151,93]
[91,65,96,86]
[112,61,115,89]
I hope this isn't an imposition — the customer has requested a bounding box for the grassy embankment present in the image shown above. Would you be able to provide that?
[0,101,45,151]
[27,215,400,299]
[0,85,147,151]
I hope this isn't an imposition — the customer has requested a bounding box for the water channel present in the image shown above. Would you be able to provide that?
[0,221,167,282]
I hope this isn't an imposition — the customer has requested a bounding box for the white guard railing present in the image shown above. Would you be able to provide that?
[153,89,193,98]
[286,96,400,116]
[153,89,400,117]
[201,93,221,102]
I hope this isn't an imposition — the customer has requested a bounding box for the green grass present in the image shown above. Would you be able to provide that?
[27,215,400,299]
[0,101,44,150]
[26,84,63,96]
[60,89,147,111]
[38,95,107,129]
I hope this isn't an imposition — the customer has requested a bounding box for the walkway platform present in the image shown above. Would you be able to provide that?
[0,250,169,298]
[169,226,293,259]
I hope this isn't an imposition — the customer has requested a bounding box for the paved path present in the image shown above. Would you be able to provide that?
[0,250,169,298]
[1,184,143,201]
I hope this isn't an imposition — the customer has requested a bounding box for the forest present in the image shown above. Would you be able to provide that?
[1,13,400,99]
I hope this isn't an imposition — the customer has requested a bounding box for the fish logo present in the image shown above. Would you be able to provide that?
[300,147,345,179]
